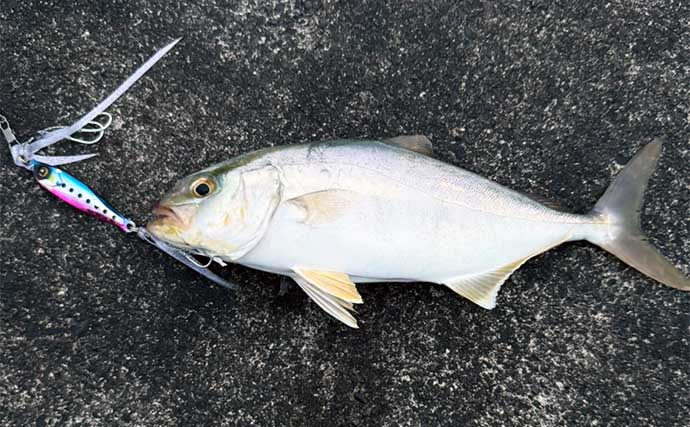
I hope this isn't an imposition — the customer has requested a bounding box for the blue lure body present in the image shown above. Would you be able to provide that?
[31,160,137,233]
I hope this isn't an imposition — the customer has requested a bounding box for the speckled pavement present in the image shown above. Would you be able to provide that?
[1,1,689,426]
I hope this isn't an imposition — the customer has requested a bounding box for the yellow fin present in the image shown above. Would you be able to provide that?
[293,268,363,303]
[382,135,434,157]
[445,233,574,308]
[444,258,528,309]
[292,276,359,328]
[287,190,357,226]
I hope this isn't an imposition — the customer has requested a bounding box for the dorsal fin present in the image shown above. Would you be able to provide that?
[382,135,434,157]
[524,192,564,211]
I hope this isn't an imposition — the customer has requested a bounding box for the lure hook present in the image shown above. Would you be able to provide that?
[5,38,237,292]
[3,38,181,170]
[138,229,238,291]
[185,253,215,268]
[38,112,113,145]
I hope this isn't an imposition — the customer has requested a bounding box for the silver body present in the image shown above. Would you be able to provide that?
[148,138,689,327]
[235,141,602,284]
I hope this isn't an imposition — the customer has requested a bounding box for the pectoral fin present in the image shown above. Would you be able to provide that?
[292,271,361,328]
[444,258,528,309]
[382,135,434,157]
[287,190,358,226]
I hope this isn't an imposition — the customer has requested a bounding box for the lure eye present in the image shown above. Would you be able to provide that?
[191,177,215,198]
[35,165,51,179]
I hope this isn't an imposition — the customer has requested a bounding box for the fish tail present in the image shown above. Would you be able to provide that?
[585,138,689,290]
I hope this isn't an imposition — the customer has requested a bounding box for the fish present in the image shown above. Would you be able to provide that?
[147,136,689,328]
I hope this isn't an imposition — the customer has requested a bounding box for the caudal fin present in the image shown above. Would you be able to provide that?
[588,138,689,290]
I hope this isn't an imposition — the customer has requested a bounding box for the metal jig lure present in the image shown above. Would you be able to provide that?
[31,160,137,233]
[3,38,237,291]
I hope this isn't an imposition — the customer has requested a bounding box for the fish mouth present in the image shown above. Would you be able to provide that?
[151,203,183,226]
[146,203,189,246]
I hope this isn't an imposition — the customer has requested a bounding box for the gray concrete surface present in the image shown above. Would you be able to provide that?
[1,1,689,426]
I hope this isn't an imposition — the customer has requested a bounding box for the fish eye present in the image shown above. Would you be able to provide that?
[191,177,215,198]
[35,165,50,179]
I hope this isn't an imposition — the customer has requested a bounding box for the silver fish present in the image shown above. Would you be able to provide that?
[147,136,689,327]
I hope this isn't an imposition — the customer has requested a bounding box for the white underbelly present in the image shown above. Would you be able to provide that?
[236,189,577,283]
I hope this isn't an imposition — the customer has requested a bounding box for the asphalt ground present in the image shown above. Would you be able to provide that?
[1,1,689,426]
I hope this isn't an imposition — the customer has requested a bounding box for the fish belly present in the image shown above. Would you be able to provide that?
[237,181,578,284]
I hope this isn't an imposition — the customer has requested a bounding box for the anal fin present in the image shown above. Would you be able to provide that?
[444,258,528,309]
[446,233,574,308]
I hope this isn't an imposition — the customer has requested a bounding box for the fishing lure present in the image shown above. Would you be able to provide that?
[2,39,237,290]
[31,160,137,233]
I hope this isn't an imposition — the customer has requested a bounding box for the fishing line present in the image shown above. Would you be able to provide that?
[2,38,238,291]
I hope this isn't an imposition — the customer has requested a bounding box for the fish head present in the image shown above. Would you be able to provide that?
[147,160,282,260]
